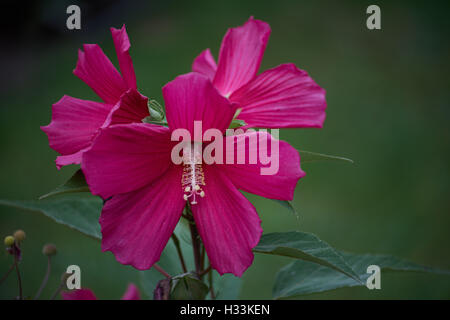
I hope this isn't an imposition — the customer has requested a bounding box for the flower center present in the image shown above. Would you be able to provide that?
[181,142,205,205]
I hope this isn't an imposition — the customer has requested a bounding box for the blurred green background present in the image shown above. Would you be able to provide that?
[1,0,449,299]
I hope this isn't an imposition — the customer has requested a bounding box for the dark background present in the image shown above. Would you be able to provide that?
[0,0,449,299]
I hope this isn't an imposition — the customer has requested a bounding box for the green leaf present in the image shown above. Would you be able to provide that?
[254,231,361,282]
[210,272,242,300]
[39,169,90,200]
[270,199,299,219]
[273,252,450,299]
[142,116,168,126]
[229,119,247,129]
[170,273,209,300]
[1,190,242,300]
[299,150,354,164]
[0,193,102,239]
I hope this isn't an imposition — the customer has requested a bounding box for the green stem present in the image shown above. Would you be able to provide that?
[34,256,51,300]
[171,234,187,273]
[201,244,205,268]
[0,263,15,285]
[199,264,211,277]
[189,222,201,275]
[50,281,65,300]
[208,265,216,299]
[13,246,22,300]
[185,203,202,275]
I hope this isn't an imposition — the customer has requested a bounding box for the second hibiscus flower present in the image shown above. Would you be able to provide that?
[192,17,327,129]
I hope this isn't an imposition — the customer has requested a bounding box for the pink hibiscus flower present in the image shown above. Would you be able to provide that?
[81,72,305,277]
[41,25,149,169]
[192,17,327,128]
[61,283,140,300]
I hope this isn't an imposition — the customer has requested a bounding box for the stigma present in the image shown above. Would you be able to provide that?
[181,143,205,204]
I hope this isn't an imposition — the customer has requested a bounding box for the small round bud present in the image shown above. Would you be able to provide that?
[13,230,26,242]
[4,235,15,247]
[42,244,57,256]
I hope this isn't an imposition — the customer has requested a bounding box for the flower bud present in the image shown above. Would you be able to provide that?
[13,230,26,242]
[148,99,165,121]
[42,244,57,256]
[153,278,171,300]
[4,235,15,247]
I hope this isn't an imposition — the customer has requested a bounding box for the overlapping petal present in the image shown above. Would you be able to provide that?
[220,130,305,200]
[105,89,149,126]
[163,73,237,136]
[111,25,137,90]
[74,44,128,104]
[55,148,87,169]
[192,49,217,81]
[213,17,271,97]
[230,63,327,128]
[41,95,111,158]
[191,166,262,276]
[82,123,172,199]
[100,165,185,270]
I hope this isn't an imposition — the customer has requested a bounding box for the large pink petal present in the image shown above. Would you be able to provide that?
[192,49,217,80]
[111,25,137,90]
[121,283,140,300]
[41,95,111,156]
[61,289,97,300]
[74,44,128,104]
[191,166,262,276]
[220,131,305,200]
[82,123,172,199]
[100,166,185,270]
[55,148,87,169]
[104,89,149,126]
[230,63,327,128]
[213,17,271,97]
[163,73,237,135]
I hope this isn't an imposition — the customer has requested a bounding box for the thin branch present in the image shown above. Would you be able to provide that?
[186,203,202,275]
[200,244,206,278]
[34,256,51,300]
[13,246,22,300]
[189,219,201,275]
[171,234,187,273]
[199,265,211,277]
[0,263,15,285]
[50,281,65,300]
[208,265,216,299]
[153,264,171,279]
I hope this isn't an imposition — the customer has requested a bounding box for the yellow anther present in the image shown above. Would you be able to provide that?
[4,236,15,247]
